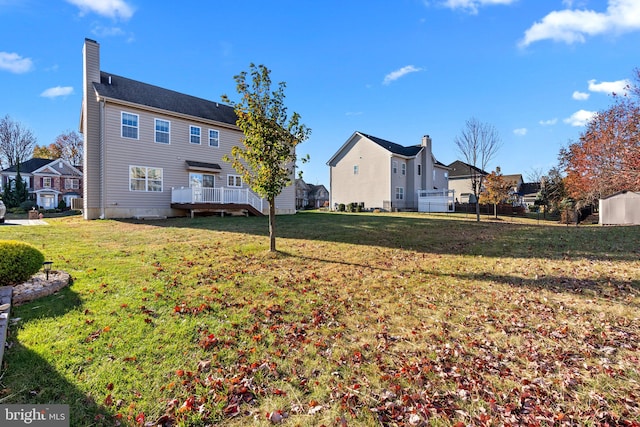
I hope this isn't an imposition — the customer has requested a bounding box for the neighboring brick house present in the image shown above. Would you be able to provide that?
[0,157,83,209]
[295,178,329,209]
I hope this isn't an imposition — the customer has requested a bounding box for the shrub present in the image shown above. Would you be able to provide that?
[338,203,345,212]
[20,200,37,211]
[0,240,45,286]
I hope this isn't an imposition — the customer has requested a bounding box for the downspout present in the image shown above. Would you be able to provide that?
[99,99,106,219]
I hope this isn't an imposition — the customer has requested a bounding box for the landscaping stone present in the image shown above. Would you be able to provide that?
[12,271,71,305]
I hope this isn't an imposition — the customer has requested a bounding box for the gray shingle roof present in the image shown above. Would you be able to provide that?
[359,132,423,157]
[447,160,488,178]
[1,158,52,173]
[93,72,238,126]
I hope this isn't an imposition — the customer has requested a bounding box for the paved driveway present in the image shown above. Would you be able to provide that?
[1,219,48,226]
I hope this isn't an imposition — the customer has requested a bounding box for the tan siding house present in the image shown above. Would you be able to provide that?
[80,38,295,219]
[327,132,450,211]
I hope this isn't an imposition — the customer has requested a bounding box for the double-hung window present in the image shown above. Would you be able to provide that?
[209,129,219,147]
[353,165,359,175]
[190,126,201,144]
[65,178,79,190]
[130,166,163,192]
[121,112,139,139]
[43,177,52,188]
[155,119,170,144]
[392,161,398,174]
[395,187,404,200]
[401,163,406,175]
[227,175,242,188]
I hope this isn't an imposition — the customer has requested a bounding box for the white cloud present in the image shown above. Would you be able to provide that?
[572,90,590,100]
[442,0,517,14]
[520,0,640,47]
[513,128,528,136]
[0,52,33,73]
[383,65,423,85]
[588,78,630,95]
[539,118,558,126]
[40,86,74,98]
[67,0,134,20]
[564,109,596,126]
[91,25,125,37]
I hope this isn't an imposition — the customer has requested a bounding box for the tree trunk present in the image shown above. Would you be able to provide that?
[475,200,480,222]
[269,196,276,252]
[494,203,497,218]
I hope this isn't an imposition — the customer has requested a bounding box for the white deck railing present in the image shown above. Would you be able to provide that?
[171,186,264,213]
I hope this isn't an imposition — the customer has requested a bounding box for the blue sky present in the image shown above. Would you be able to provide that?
[1,0,639,187]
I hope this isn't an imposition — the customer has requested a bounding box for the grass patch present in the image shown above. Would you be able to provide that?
[1,211,639,426]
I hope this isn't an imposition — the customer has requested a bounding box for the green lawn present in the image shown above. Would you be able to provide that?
[1,212,638,426]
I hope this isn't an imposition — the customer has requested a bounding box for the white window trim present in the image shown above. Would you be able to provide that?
[155,118,171,144]
[65,178,79,190]
[395,187,404,200]
[227,174,242,188]
[209,129,220,147]
[190,125,201,145]
[129,165,163,192]
[353,165,359,175]
[121,112,139,139]
[43,177,52,188]
[401,163,406,176]
[392,160,398,174]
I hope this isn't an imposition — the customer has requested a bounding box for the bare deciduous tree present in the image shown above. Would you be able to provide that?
[0,115,37,169]
[454,117,502,222]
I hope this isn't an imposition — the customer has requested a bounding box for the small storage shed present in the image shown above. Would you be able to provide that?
[599,190,640,225]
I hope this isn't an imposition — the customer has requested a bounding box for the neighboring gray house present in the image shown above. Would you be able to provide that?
[327,132,450,211]
[447,160,488,204]
[295,179,329,209]
[502,174,524,206]
[599,190,640,225]
[519,182,541,207]
[80,38,295,219]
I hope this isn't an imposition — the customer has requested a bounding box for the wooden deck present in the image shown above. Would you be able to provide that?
[171,202,264,217]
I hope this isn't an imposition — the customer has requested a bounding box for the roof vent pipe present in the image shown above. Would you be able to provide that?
[108,75,112,85]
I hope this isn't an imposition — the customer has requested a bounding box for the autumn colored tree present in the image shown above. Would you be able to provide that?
[222,63,311,252]
[33,130,83,165]
[454,117,502,221]
[560,69,640,206]
[480,167,511,218]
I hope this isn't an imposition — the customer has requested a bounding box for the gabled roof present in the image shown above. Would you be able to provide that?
[1,158,56,174]
[358,132,423,157]
[1,158,83,177]
[33,159,83,177]
[447,160,488,178]
[93,72,238,126]
[503,174,523,186]
[519,182,541,196]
